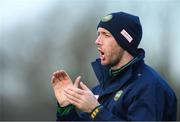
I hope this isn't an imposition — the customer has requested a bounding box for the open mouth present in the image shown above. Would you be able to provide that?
[98,48,105,60]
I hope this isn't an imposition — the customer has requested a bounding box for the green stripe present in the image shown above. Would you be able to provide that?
[57,105,74,117]
[109,57,138,77]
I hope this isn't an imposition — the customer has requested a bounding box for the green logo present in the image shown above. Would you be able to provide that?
[114,90,123,101]
[101,14,113,22]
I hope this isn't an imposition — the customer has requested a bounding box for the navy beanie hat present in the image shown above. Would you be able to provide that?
[97,12,142,56]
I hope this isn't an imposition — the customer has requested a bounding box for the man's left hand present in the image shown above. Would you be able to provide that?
[64,81,100,113]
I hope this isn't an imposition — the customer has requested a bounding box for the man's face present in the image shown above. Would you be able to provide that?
[95,27,125,67]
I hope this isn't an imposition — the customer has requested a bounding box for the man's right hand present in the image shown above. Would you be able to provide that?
[51,70,81,107]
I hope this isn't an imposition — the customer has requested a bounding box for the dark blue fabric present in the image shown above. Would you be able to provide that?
[56,49,177,121]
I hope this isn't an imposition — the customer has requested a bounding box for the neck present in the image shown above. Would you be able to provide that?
[111,51,133,70]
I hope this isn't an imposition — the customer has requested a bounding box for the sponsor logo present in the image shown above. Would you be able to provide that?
[120,29,133,43]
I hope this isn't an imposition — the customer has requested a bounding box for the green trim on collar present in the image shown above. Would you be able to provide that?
[57,105,74,117]
[109,57,138,77]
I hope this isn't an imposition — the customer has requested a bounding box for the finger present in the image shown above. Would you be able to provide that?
[80,82,89,91]
[53,70,65,81]
[64,89,81,103]
[64,93,80,107]
[53,71,57,76]
[64,88,82,99]
[58,71,65,81]
[74,76,81,88]
[53,70,61,78]
[51,76,59,87]
[61,70,71,80]
[51,76,57,84]
[67,87,84,95]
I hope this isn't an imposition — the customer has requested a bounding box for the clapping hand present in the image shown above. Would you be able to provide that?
[51,70,81,107]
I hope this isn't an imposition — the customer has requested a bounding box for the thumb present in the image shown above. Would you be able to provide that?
[74,76,81,88]
[80,82,89,91]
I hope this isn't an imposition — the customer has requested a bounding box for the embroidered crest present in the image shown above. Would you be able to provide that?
[101,14,113,22]
[114,90,123,101]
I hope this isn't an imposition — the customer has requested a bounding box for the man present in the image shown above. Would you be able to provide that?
[51,12,177,121]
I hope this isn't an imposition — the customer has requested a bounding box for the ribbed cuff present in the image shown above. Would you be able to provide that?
[57,104,74,117]
[90,104,103,119]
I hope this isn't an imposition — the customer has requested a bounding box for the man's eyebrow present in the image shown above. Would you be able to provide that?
[105,31,111,35]
[97,31,111,35]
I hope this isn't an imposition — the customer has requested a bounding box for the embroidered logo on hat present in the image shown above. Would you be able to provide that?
[101,14,113,22]
[120,29,133,43]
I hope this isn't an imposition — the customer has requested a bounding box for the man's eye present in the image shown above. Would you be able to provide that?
[105,34,110,37]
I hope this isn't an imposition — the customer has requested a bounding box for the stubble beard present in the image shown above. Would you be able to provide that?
[107,50,125,68]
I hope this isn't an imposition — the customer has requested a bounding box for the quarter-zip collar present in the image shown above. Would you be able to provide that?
[91,49,145,97]
[109,57,138,78]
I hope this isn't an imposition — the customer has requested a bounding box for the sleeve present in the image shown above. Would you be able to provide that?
[89,80,171,121]
[56,103,82,121]
[89,105,124,121]
[126,80,165,121]
[90,86,124,120]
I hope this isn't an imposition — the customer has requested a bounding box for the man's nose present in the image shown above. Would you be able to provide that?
[95,36,102,45]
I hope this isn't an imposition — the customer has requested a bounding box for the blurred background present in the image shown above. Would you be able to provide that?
[0,0,180,120]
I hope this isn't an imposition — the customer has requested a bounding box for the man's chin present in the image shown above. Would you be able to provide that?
[100,60,108,66]
[100,59,117,67]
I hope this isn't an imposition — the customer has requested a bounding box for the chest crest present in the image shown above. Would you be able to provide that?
[114,90,123,101]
